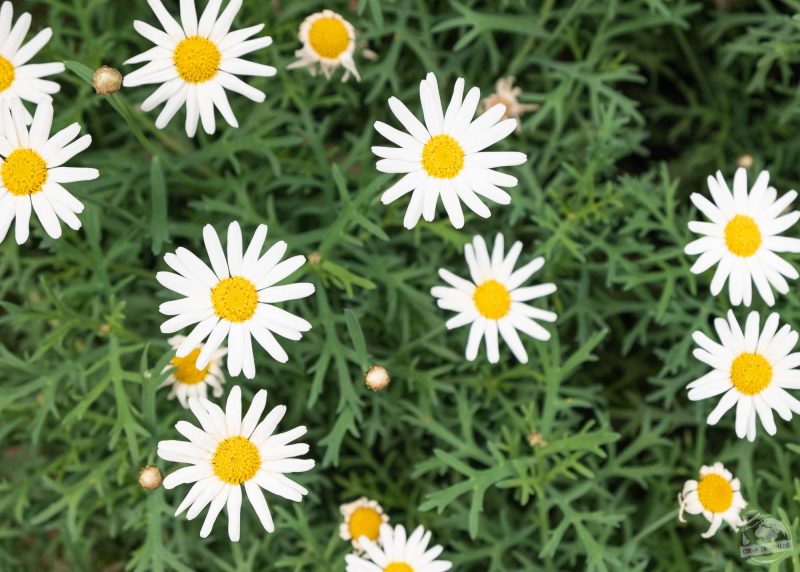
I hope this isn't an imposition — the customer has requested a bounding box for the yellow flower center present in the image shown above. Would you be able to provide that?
[384,564,413,572]
[173,36,221,84]
[2,149,48,196]
[473,279,511,320]
[0,56,15,92]
[211,276,258,323]
[348,507,383,542]
[422,135,465,179]
[212,436,261,484]
[696,473,734,513]
[170,348,210,385]
[730,352,772,395]
[724,215,761,257]
[308,16,350,59]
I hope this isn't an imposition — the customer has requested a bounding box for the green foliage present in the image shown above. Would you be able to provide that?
[2,0,800,570]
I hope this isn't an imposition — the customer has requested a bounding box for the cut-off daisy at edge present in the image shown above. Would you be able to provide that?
[685,167,800,306]
[373,72,527,229]
[345,523,452,572]
[159,335,226,408]
[678,462,747,538]
[288,10,360,82]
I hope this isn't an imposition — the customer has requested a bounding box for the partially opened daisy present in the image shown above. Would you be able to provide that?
[340,497,389,551]
[123,0,276,137]
[688,310,800,441]
[431,234,556,364]
[685,168,800,306]
[678,462,747,538]
[345,524,452,572]
[159,336,226,408]
[158,386,314,541]
[0,102,98,245]
[157,221,314,379]
[287,10,360,82]
[373,72,527,229]
[0,1,64,123]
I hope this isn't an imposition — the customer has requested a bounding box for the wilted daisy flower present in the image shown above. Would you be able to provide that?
[685,168,800,306]
[480,76,539,132]
[0,1,64,123]
[158,386,313,541]
[346,523,452,572]
[373,72,527,229]
[287,10,359,82]
[678,462,747,538]
[431,234,556,364]
[157,221,314,379]
[339,497,389,551]
[159,335,226,408]
[0,102,98,244]
[123,0,276,137]
[688,310,800,441]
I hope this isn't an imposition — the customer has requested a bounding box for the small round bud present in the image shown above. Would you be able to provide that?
[365,365,390,391]
[737,154,754,169]
[92,66,123,95]
[308,251,322,267]
[138,465,163,490]
[527,432,547,447]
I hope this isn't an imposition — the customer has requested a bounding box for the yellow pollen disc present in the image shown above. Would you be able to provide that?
[211,276,258,323]
[173,36,221,84]
[422,134,465,179]
[473,279,511,320]
[308,17,350,59]
[724,214,761,257]
[0,56,15,92]
[170,348,210,385]
[384,564,413,572]
[696,473,734,513]
[348,507,383,541]
[2,149,48,196]
[730,352,772,395]
[212,436,261,484]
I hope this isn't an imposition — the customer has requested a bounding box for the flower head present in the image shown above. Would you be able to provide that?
[678,462,747,538]
[160,335,226,408]
[432,234,556,364]
[339,497,389,551]
[345,523,452,572]
[480,76,539,132]
[287,10,360,82]
[123,0,276,137]
[373,72,527,229]
[157,386,314,541]
[685,168,800,306]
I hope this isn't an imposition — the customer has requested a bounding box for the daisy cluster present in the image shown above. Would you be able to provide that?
[3,0,548,564]
[679,167,800,537]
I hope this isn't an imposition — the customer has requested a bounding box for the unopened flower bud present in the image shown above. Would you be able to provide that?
[92,66,123,95]
[138,465,163,490]
[365,365,390,391]
[737,154,754,169]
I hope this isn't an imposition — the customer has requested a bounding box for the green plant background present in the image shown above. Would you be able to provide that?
[2,0,800,570]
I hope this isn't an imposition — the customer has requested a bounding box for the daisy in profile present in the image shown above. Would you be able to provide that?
[339,497,389,551]
[157,221,314,379]
[287,10,360,82]
[685,168,800,306]
[480,77,539,132]
[159,336,226,408]
[346,524,451,572]
[0,1,64,123]
[431,234,556,364]
[373,72,527,229]
[158,386,314,541]
[678,462,747,538]
[0,102,98,244]
[123,0,276,137]
[688,310,800,441]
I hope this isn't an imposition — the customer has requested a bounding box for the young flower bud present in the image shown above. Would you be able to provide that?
[138,465,163,490]
[92,66,123,95]
[364,365,390,391]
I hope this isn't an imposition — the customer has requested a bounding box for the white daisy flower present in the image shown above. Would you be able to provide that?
[688,310,800,441]
[345,524,452,572]
[287,10,360,82]
[339,497,389,551]
[684,168,800,306]
[159,335,226,408]
[678,462,747,538]
[0,102,98,245]
[431,234,557,364]
[373,72,527,229]
[158,386,314,541]
[0,1,64,124]
[156,221,315,379]
[123,0,276,137]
